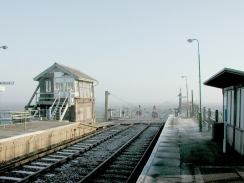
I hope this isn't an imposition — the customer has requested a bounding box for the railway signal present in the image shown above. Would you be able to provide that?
[0,81,14,85]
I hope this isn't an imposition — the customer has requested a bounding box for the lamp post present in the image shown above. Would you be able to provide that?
[0,45,8,49]
[187,39,202,132]
[182,76,189,117]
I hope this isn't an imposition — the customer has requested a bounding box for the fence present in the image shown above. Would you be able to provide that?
[0,109,48,126]
[191,104,223,131]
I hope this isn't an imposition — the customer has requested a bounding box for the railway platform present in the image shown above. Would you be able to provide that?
[137,115,244,183]
[0,121,78,139]
[0,121,99,162]
[0,120,117,140]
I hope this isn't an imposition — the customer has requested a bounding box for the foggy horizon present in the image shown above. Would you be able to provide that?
[1,1,242,111]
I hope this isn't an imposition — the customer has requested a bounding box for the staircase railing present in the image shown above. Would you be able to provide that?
[50,91,60,120]
[25,84,40,110]
[59,94,69,121]
[50,91,60,109]
[59,101,69,122]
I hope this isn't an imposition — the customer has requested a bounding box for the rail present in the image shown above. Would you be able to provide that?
[0,124,113,174]
[0,124,129,182]
[78,124,150,182]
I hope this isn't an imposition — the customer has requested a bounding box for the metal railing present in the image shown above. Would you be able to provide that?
[191,104,223,131]
[35,91,75,105]
[0,109,48,126]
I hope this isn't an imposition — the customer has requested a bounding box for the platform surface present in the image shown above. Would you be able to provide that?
[0,121,80,139]
[137,115,244,183]
[0,118,164,140]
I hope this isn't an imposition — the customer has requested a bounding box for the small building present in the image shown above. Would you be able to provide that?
[204,68,244,155]
[25,62,98,124]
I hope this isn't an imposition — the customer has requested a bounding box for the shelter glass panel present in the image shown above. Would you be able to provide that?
[237,89,241,128]
[232,91,235,125]
[227,91,234,125]
[224,92,227,122]
[241,89,244,130]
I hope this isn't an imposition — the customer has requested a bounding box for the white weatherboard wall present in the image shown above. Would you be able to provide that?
[225,89,244,155]
[234,88,244,154]
[0,123,96,162]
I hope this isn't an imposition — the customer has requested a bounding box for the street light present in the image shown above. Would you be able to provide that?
[0,45,8,49]
[187,39,202,132]
[182,76,189,117]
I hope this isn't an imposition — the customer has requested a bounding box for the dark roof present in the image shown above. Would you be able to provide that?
[33,62,98,83]
[203,68,244,88]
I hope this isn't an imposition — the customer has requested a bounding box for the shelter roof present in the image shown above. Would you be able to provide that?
[203,68,244,89]
[33,62,98,83]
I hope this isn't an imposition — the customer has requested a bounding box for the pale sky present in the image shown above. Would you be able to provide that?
[1,1,244,110]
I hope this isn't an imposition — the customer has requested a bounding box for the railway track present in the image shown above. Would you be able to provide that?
[82,123,163,183]
[0,122,164,183]
[0,124,117,174]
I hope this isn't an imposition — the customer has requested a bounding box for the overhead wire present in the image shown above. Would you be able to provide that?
[156,95,178,108]
[109,93,178,111]
[109,94,139,108]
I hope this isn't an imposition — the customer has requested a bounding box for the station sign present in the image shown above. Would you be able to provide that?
[0,86,5,92]
[0,81,14,85]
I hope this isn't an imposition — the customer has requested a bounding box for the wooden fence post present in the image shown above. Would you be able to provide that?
[24,114,26,131]
[208,108,211,131]
[4,113,5,129]
[195,104,197,118]
[215,110,218,122]
[203,107,206,125]
[197,105,199,120]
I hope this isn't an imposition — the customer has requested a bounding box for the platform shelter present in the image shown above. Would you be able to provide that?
[204,68,244,155]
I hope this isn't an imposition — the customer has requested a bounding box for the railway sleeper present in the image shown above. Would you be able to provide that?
[31,162,51,167]
[120,152,145,156]
[41,158,62,162]
[94,173,128,180]
[103,168,133,175]
[109,164,135,169]
[12,170,35,175]
[1,124,152,182]
[48,155,66,158]
[0,176,22,182]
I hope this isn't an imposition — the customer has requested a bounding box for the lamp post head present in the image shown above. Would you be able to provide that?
[182,76,186,78]
[187,39,193,43]
[0,45,8,49]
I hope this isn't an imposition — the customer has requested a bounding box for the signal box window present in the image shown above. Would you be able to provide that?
[45,80,51,92]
